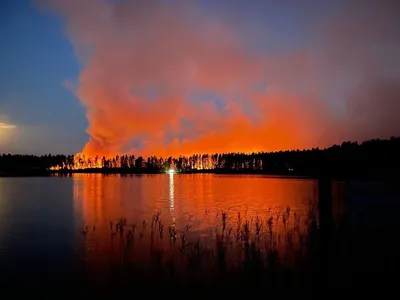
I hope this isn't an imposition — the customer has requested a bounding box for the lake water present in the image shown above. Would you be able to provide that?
[0,174,399,289]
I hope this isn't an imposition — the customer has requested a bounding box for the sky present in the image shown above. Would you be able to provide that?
[1,0,399,156]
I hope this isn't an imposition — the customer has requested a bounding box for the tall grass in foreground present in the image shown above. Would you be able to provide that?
[78,201,400,291]
[77,202,330,289]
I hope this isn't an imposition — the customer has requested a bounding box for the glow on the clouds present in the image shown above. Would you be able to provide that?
[36,0,400,158]
[0,122,16,129]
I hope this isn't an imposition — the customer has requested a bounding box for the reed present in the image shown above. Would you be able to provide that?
[77,202,356,290]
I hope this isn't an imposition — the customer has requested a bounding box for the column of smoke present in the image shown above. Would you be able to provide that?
[38,0,400,160]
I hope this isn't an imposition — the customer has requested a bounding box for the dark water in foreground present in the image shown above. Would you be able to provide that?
[0,174,399,290]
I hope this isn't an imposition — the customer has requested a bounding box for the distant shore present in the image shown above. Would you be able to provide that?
[50,168,310,178]
[2,168,293,177]
[2,137,399,183]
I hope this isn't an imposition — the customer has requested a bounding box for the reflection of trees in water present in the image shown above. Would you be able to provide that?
[73,174,318,238]
[73,173,104,227]
[77,201,322,291]
[72,174,321,273]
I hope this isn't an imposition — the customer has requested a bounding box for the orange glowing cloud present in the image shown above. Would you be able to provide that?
[36,0,400,158]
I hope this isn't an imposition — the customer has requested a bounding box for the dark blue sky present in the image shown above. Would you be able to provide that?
[1,0,399,155]
[1,0,86,154]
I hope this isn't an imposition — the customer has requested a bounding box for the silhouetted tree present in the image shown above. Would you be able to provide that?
[2,137,400,180]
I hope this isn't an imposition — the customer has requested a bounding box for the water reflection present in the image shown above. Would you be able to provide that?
[73,174,104,228]
[169,173,175,222]
[2,175,399,289]
[71,173,319,241]
[69,173,321,277]
[0,177,75,282]
[0,179,7,251]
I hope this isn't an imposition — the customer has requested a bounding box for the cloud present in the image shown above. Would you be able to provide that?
[0,122,16,129]
[36,0,400,157]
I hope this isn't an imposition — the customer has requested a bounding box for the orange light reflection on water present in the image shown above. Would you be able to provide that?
[72,174,318,247]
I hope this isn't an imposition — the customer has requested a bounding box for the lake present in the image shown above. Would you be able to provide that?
[0,174,399,290]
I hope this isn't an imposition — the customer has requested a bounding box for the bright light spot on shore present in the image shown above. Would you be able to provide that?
[168,169,175,174]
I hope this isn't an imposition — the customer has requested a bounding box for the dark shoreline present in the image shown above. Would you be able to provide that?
[2,137,399,183]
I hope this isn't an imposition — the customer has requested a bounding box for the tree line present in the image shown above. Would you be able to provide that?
[1,137,399,180]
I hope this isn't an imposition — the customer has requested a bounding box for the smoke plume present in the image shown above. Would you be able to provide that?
[36,0,400,157]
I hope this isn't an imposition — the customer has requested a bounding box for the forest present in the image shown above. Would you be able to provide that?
[1,137,399,180]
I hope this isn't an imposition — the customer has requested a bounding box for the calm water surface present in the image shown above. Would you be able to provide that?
[0,173,398,286]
